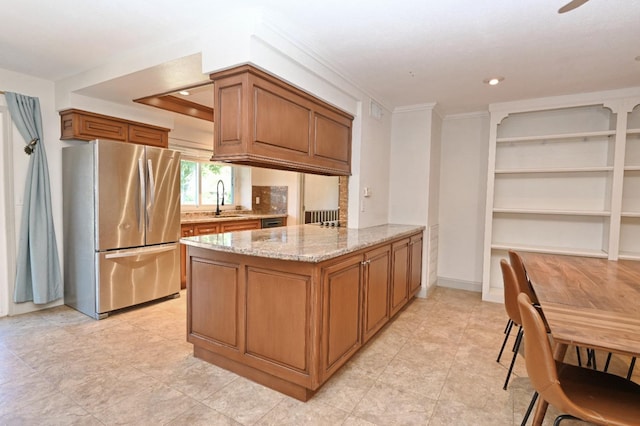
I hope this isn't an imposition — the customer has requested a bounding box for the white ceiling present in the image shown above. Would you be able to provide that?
[1,0,639,115]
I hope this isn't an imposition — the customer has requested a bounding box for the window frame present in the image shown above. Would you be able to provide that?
[180,156,235,211]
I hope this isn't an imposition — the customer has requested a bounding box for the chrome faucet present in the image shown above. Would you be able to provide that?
[215,179,225,216]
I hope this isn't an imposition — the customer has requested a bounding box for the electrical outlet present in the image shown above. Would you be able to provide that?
[255,196,260,205]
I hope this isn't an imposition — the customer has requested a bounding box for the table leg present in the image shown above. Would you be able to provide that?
[531,342,568,425]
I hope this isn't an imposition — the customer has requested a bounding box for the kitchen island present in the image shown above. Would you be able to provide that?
[181,224,424,401]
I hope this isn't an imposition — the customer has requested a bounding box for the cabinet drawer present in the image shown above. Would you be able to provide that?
[181,225,194,237]
[220,220,261,233]
[194,223,220,235]
[129,124,168,148]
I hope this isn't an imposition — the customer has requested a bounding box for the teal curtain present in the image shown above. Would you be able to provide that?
[5,92,62,304]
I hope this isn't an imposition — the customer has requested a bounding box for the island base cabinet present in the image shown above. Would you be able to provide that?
[320,255,363,380]
[186,231,423,401]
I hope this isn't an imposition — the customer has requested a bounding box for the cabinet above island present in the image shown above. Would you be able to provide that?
[209,65,353,176]
[181,224,424,401]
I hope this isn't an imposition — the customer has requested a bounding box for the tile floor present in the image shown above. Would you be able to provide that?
[0,287,635,425]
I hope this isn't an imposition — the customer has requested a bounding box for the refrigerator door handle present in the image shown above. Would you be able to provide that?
[147,158,155,231]
[137,158,145,232]
[104,243,178,259]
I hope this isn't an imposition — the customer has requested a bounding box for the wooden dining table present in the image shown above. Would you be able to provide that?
[518,252,640,425]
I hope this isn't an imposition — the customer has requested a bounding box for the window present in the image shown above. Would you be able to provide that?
[181,159,233,208]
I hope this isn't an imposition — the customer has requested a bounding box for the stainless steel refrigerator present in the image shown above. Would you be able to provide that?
[63,139,181,319]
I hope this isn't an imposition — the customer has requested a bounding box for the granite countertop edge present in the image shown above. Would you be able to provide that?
[181,213,288,224]
[181,224,425,263]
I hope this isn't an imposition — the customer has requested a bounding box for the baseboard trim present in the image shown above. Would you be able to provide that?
[437,277,482,293]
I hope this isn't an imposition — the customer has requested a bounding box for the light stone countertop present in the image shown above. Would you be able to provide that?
[181,212,287,224]
[180,223,425,263]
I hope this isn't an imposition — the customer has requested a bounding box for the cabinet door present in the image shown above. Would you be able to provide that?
[362,245,391,343]
[129,124,168,148]
[180,225,194,289]
[63,111,128,142]
[313,111,351,173]
[320,254,363,379]
[194,222,220,235]
[390,238,410,317]
[409,234,423,296]
[219,219,261,233]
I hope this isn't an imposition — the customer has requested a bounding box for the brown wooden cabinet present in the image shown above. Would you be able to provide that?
[60,109,169,148]
[390,238,410,317]
[180,217,286,288]
[409,234,423,296]
[185,229,423,401]
[362,245,391,343]
[219,219,260,233]
[320,254,363,380]
[209,65,353,176]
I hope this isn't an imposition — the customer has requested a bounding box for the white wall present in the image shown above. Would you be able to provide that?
[437,113,489,291]
[304,175,339,211]
[0,68,64,316]
[388,104,441,294]
[388,106,433,225]
[356,100,393,227]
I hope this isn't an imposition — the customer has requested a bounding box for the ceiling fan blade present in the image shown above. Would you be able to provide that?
[558,0,590,13]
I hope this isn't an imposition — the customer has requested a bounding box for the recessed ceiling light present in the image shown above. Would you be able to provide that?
[178,90,190,96]
[483,77,505,86]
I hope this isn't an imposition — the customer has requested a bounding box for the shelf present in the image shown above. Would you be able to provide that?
[491,243,608,258]
[493,208,611,217]
[495,166,613,174]
[627,128,640,135]
[496,130,615,143]
[624,166,640,171]
[621,212,640,218]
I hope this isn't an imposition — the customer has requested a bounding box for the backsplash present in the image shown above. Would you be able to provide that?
[252,186,288,214]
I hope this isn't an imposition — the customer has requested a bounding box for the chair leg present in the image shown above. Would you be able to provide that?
[604,352,613,372]
[587,349,597,370]
[627,357,637,381]
[576,347,582,367]
[521,391,538,426]
[504,318,513,334]
[497,320,514,362]
[553,414,580,425]
[503,325,522,390]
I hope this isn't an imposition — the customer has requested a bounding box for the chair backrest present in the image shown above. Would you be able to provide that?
[517,293,563,403]
[508,250,540,305]
[500,259,522,325]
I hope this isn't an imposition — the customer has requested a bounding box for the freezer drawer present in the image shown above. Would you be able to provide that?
[97,243,180,315]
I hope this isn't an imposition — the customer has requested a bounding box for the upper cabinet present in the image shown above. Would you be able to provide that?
[483,95,640,302]
[60,109,169,148]
[209,65,353,176]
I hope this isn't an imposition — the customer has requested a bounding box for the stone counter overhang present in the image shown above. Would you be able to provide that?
[180,223,425,263]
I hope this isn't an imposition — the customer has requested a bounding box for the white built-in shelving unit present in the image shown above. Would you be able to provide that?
[483,90,640,302]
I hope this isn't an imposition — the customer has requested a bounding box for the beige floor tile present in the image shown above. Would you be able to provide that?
[313,364,375,412]
[202,377,285,425]
[377,354,451,400]
[1,286,626,425]
[91,380,199,425]
[256,397,349,425]
[352,381,437,425]
[166,402,242,425]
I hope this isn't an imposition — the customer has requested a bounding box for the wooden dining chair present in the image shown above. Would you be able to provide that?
[517,292,640,425]
[498,259,525,390]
